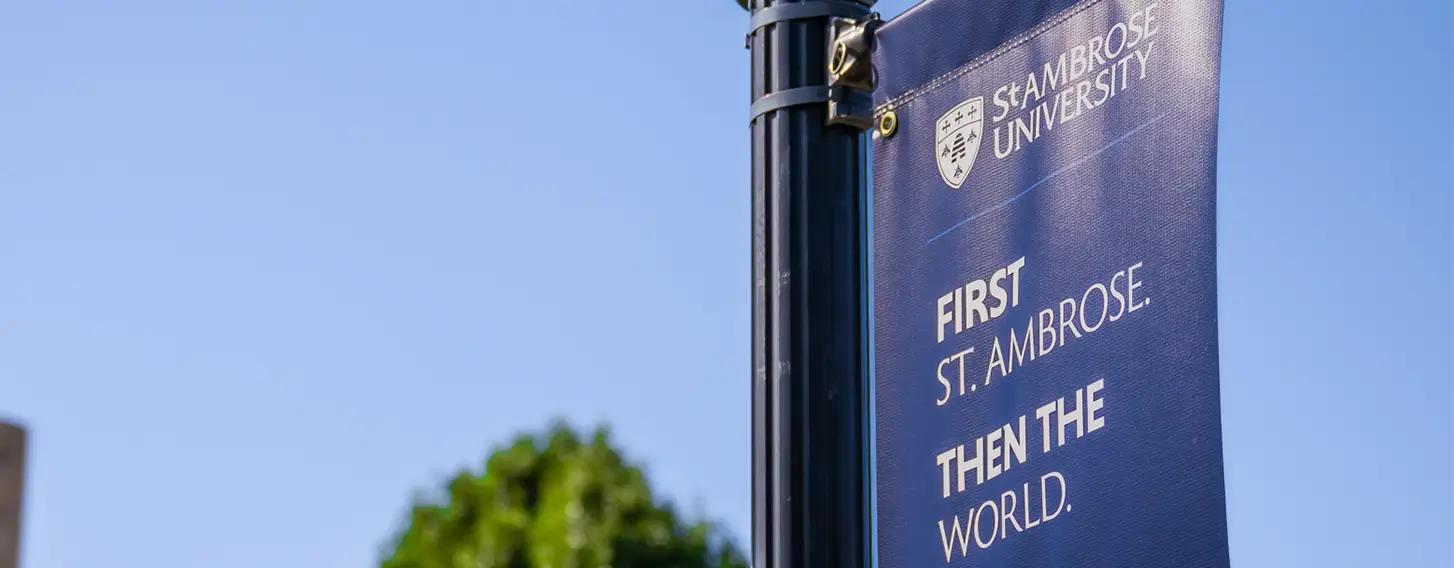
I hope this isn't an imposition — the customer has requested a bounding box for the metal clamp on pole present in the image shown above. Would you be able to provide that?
[750,86,829,122]
[827,13,881,130]
[747,0,875,125]
[748,1,872,34]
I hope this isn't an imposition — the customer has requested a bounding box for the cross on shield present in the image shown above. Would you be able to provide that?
[935,97,985,190]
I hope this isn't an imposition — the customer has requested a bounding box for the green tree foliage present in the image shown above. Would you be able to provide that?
[381,422,749,568]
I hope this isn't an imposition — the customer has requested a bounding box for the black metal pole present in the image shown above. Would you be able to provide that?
[0,422,24,568]
[748,2,875,567]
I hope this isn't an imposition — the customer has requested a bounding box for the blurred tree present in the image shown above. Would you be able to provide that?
[380,422,749,568]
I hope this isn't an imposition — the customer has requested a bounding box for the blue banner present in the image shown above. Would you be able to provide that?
[869,0,1228,566]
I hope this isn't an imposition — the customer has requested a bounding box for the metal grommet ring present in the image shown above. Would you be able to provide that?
[878,111,898,138]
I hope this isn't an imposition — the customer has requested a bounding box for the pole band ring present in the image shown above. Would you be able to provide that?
[748,1,871,34]
[749,86,831,121]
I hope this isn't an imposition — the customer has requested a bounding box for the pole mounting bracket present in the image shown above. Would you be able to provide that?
[746,1,879,130]
[826,12,881,130]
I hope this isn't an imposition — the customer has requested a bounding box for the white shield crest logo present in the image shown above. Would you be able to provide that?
[935,97,985,189]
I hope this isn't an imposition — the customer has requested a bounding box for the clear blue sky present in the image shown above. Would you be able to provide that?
[0,1,1448,567]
